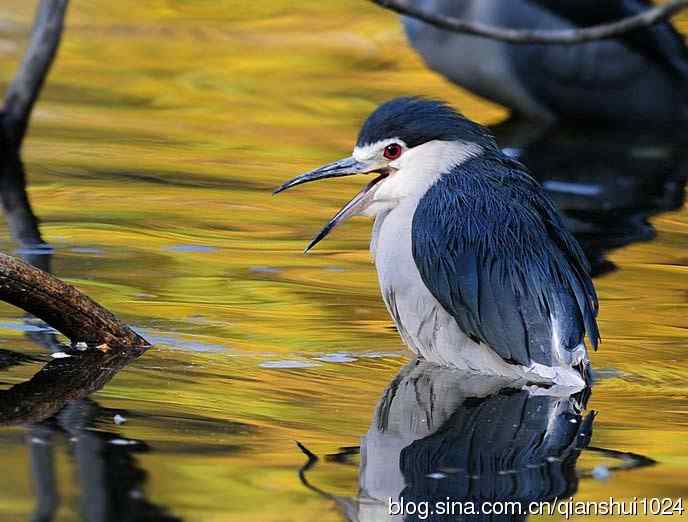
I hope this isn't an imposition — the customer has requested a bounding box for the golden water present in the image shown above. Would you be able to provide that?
[0,1,686,520]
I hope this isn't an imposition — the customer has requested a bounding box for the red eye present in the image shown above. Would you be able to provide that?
[383,143,403,160]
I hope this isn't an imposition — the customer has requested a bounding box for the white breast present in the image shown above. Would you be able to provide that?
[369,140,489,368]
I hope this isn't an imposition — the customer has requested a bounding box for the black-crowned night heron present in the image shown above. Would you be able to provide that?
[402,0,688,121]
[275,97,600,387]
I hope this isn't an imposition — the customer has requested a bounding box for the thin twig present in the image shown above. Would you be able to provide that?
[296,441,360,520]
[583,446,657,472]
[369,0,688,44]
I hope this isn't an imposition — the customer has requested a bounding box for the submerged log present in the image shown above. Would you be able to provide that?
[0,252,148,348]
[0,2,145,424]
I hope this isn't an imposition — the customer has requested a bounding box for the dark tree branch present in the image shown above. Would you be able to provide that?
[0,4,145,397]
[369,0,688,44]
[0,151,44,246]
[0,1,69,247]
[0,252,149,348]
[0,3,144,365]
[2,0,69,147]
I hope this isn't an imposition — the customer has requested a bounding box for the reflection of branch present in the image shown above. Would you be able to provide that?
[0,346,145,425]
[296,442,361,521]
[581,446,657,475]
[326,446,360,466]
[0,253,149,348]
[296,441,324,496]
[369,0,688,44]
[2,0,69,147]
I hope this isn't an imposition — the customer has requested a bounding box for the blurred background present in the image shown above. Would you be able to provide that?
[0,1,686,521]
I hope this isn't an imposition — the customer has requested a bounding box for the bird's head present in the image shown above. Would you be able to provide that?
[274,97,497,252]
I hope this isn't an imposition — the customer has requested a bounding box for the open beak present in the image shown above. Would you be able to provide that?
[273,156,389,252]
[273,156,375,194]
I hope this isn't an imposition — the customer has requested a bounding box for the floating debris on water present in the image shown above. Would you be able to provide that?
[114,414,126,425]
[51,352,72,359]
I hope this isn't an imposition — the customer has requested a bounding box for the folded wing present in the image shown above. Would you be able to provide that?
[411,155,599,367]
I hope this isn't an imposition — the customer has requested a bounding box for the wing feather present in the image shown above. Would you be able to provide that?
[411,155,599,368]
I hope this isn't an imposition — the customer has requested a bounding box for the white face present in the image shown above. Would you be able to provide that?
[353,137,408,165]
[352,138,484,216]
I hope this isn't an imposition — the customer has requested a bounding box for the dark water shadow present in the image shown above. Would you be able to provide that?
[492,120,688,276]
[0,329,180,521]
[299,359,655,521]
[28,399,180,522]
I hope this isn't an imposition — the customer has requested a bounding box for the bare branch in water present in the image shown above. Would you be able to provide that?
[0,252,149,348]
[0,0,69,246]
[369,0,688,44]
[2,0,69,146]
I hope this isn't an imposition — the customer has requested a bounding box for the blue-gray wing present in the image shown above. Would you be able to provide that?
[411,156,599,367]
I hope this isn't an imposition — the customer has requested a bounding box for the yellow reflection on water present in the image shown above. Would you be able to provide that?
[0,1,686,521]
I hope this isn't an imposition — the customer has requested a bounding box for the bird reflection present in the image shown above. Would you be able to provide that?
[301,359,655,521]
[358,360,592,521]
[492,121,688,276]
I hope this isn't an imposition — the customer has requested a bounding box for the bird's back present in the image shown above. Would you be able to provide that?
[411,152,599,376]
